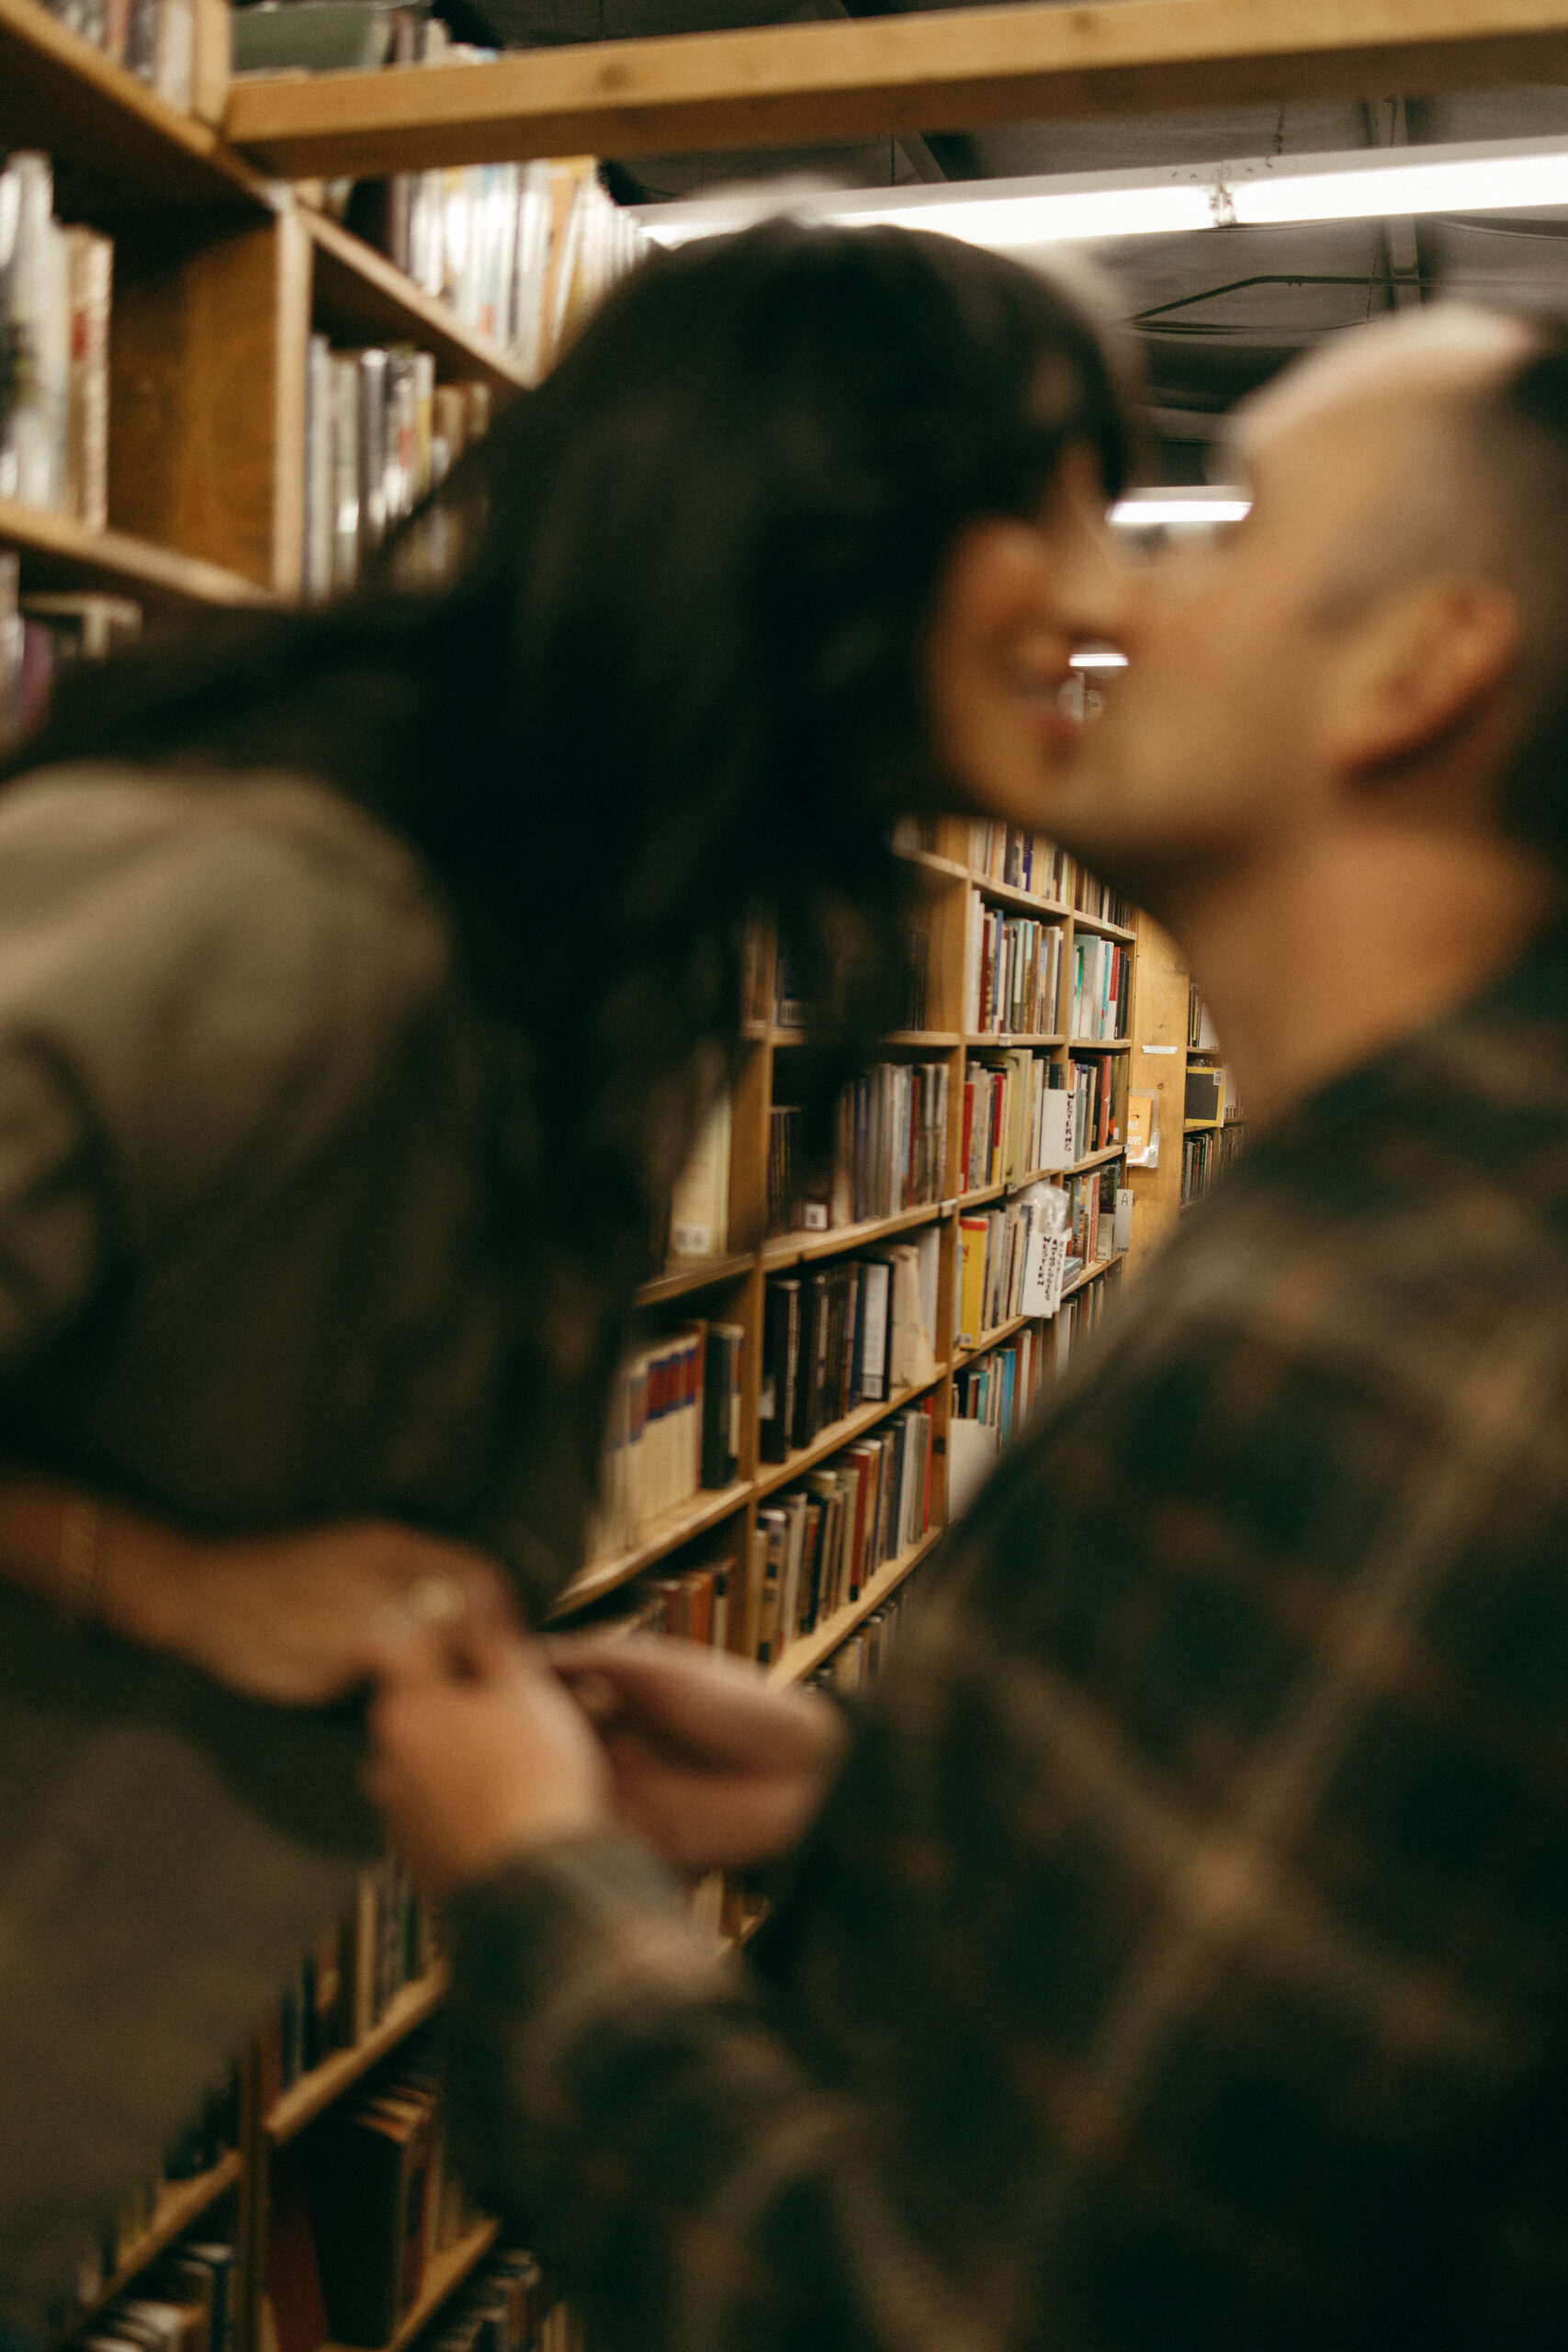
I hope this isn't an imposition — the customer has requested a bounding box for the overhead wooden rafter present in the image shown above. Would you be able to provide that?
[224,0,1568,179]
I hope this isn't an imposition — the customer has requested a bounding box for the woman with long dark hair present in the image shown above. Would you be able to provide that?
[0,218,1131,2319]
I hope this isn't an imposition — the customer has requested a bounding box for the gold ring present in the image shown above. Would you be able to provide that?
[402,1574,468,1625]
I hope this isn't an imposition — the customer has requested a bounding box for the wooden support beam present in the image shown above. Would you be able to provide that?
[225,0,1568,179]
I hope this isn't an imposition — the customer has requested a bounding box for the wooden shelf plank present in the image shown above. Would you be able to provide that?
[964,1032,1064,1048]
[550,1480,752,1617]
[0,0,262,213]
[1070,911,1137,942]
[224,0,1568,177]
[768,1526,942,1687]
[67,2154,243,2333]
[752,1365,946,1501]
[635,1250,756,1307]
[1066,1036,1133,1052]
[325,2219,502,2352]
[306,211,532,391]
[971,875,1071,919]
[769,1028,961,1048]
[762,1200,945,1268]
[266,1970,449,2145]
[0,497,275,608]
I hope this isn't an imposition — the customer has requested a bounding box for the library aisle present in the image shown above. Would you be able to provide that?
[5,0,1540,2343]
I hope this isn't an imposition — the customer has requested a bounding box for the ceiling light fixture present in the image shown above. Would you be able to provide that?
[1068,647,1130,669]
[1110,492,1251,526]
[632,134,1568,252]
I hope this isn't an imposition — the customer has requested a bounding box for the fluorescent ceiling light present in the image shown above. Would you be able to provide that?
[632,134,1568,253]
[1069,647,1129,669]
[1111,492,1251,527]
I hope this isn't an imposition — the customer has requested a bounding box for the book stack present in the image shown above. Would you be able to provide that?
[32,0,194,104]
[1068,933,1131,1042]
[0,561,140,749]
[968,821,1069,904]
[964,897,1064,1035]
[1066,1051,1128,1157]
[299,2037,486,2351]
[771,1063,950,1236]
[1073,868,1134,928]
[64,2235,238,2352]
[1188,981,1222,1051]
[591,1323,744,1561]
[760,1237,939,1462]
[610,1555,734,1648]
[0,154,112,524]
[373,148,647,386]
[961,1054,1070,1192]
[260,1856,440,2111]
[301,340,493,601]
[750,1402,934,1666]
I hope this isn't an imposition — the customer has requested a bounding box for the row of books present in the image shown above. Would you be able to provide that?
[32,0,194,107]
[964,898,1064,1037]
[0,153,111,523]
[371,147,646,386]
[811,1581,915,1694]
[956,1197,1047,1347]
[65,2233,237,2352]
[1073,868,1134,928]
[415,2250,581,2352]
[760,1235,940,1462]
[954,1323,1049,1446]
[0,566,139,750]
[1055,1258,1122,1367]
[590,1321,744,1561]
[302,341,492,600]
[961,1052,1070,1193]
[1067,1049,1129,1158]
[768,1059,949,1238]
[1067,933,1132,1043]
[1188,981,1222,1052]
[260,1855,438,2112]
[753,1401,935,1666]
[1181,1123,1246,1204]
[1066,1162,1125,1270]
[969,821,1070,905]
[292,2037,488,2350]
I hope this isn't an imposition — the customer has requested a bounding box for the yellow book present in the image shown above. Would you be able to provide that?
[958,1216,988,1349]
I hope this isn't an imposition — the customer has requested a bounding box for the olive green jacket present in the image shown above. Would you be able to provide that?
[0,765,616,2325]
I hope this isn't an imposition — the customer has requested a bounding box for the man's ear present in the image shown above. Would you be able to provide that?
[1325,576,1523,776]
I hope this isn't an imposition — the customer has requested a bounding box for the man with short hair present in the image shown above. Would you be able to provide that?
[369,306,1568,2352]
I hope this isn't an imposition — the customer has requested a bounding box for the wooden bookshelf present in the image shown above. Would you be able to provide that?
[0,497,274,609]
[306,210,532,392]
[551,1479,751,1616]
[266,1970,450,2144]
[68,2154,243,2335]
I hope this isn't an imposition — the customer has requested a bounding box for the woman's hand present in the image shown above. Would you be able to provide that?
[367,1631,614,1891]
[547,1635,847,1874]
[102,1512,519,1707]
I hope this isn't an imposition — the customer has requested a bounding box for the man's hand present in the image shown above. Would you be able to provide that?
[367,1631,615,1890]
[547,1636,847,1874]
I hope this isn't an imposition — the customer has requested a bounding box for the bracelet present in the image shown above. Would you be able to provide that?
[60,1497,104,1626]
